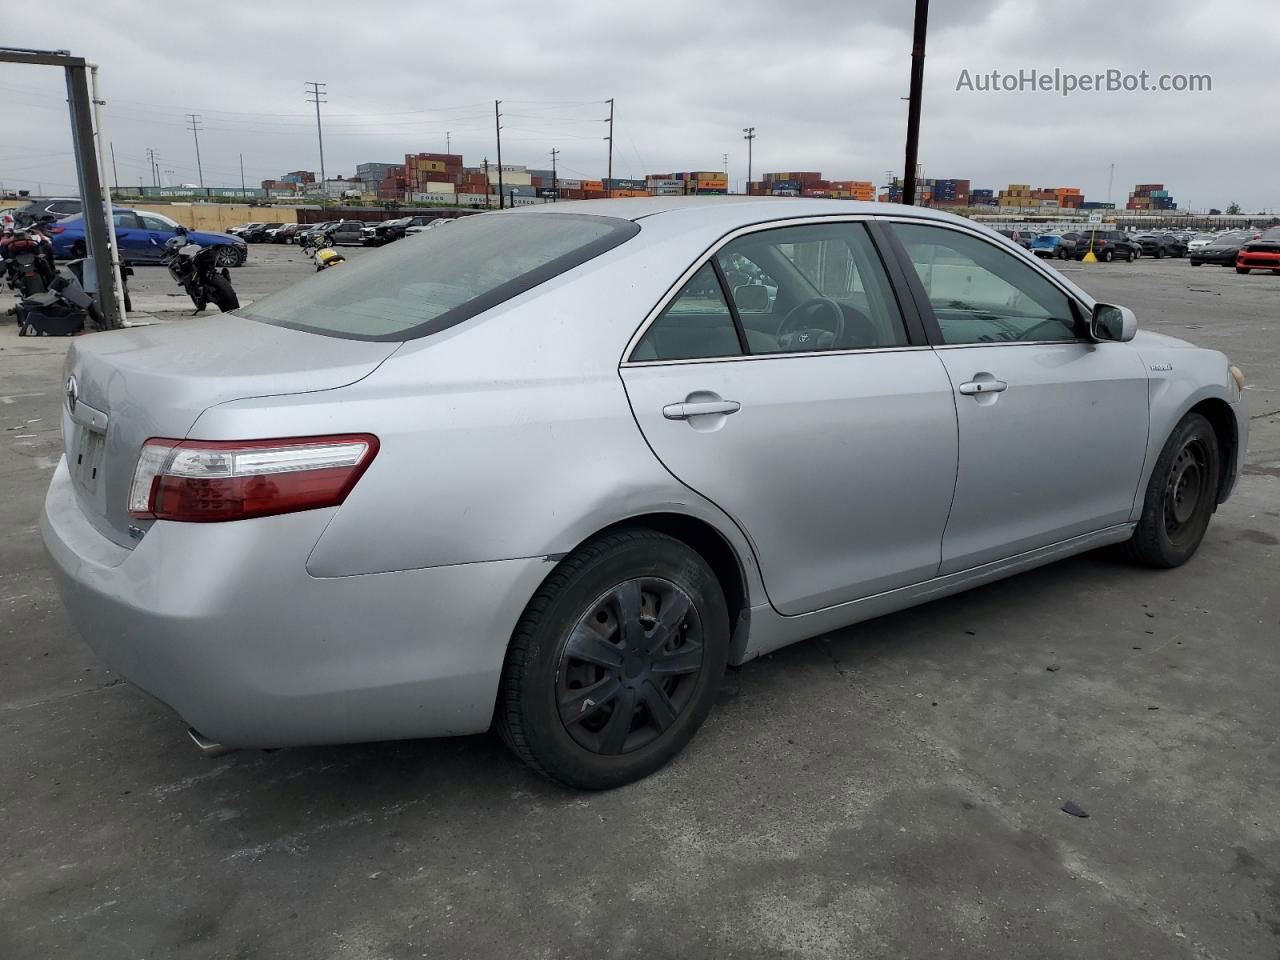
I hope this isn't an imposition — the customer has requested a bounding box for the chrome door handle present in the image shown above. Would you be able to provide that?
[958,379,1008,396]
[663,400,742,420]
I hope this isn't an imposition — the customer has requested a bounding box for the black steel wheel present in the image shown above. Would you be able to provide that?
[556,577,704,756]
[1127,412,1221,567]
[498,529,729,789]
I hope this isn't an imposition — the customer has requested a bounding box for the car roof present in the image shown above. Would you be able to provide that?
[509,195,1022,238]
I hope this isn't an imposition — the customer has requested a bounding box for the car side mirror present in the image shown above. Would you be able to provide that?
[1091,303,1137,342]
[175,225,189,236]
[733,284,771,312]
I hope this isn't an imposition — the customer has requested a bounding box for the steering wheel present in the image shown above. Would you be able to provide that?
[775,297,845,352]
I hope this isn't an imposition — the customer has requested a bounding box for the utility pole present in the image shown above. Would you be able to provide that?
[146,147,158,187]
[604,98,614,198]
[742,127,755,190]
[185,113,204,188]
[239,152,245,193]
[446,131,451,154]
[723,152,729,188]
[483,156,492,209]
[901,0,929,206]
[109,141,119,194]
[1106,162,1115,207]
[494,100,504,209]
[550,147,559,202]
[305,81,327,184]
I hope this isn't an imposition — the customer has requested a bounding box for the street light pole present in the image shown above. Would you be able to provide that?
[901,0,929,207]
[742,127,755,191]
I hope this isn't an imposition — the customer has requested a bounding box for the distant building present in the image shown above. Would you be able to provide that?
[356,162,398,184]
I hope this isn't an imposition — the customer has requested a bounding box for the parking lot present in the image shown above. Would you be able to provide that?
[2,248,1278,959]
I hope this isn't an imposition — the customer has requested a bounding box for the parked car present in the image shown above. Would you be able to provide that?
[1071,229,1139,262]
[1235,227,1280,275]
[405,217,449,235]
[227,222,262,238]
[1135,233,1187,258]
[1029,234,1076,260]
[41,200,1247,789]
[997,229,1032,249]
[1187,234,1218,251]
[269,223,301,243]
[295,221,336,245]
[361,218,407,246]
[242,222,284,243]
[49,209,247,267]
[325,220,369,246]
[1189,232,1254,267]
[13,197,82,223]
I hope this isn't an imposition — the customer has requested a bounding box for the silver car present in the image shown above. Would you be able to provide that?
[41,198,1248,789]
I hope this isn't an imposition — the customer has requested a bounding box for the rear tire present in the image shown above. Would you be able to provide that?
[206,274,239,312]
[1101,249,1113,262]
[1236,267,1250,274]
[1155,248,1165,259]
[497,529,730,790]
[1126,412,1220,568]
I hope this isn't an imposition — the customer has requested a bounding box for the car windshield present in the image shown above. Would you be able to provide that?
[242,212,638,341]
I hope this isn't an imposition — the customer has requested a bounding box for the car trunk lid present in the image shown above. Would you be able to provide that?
[61,315,399,548]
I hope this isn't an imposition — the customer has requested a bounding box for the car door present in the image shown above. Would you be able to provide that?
[136,212,180,263]
[886,220,1150,574]
[110,211,148,260]
[620,220,959,616]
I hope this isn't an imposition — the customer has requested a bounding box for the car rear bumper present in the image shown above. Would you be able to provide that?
[41,456,548,748]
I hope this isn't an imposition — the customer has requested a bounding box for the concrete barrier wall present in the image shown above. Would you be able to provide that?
[130,204,298,231]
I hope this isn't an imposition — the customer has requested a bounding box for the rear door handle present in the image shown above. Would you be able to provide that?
[663,400,741,420]
[957,379,1008,396]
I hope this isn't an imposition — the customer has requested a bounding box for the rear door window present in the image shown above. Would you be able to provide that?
[631,264,743,361]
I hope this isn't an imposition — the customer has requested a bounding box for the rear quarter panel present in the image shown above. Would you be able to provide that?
[188,232,766,603]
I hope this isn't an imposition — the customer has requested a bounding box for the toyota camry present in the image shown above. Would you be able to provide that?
[42,198,1248,789]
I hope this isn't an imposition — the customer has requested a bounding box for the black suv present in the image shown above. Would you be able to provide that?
[1134,233,1187,258]
[1068,230,1139,262]
[241,222,284,243]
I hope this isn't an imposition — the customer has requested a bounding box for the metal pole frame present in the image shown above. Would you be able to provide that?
[902,0,929,207]
[0,48,124,328]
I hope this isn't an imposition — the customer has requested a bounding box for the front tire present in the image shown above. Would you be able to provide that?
[1126,412,1221,568]
[1101,249,1113,262]
[497,529,730,789]
[1236,267,1250,274]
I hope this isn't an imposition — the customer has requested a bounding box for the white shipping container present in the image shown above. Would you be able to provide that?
[411,192,456,204]
[558,178,582,189]
[647,179,682,189]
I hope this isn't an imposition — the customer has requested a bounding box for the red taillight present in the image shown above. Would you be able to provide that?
[50,225,65,234]
[129,434,378,523]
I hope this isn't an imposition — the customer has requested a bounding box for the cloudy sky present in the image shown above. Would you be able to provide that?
[3,0,1276,210]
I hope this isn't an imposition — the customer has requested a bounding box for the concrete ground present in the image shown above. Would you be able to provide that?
[1,245,1277,960]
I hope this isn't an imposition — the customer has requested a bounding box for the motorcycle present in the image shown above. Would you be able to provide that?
[1,220,57,299]
[16,263,105,337]
[163,227,239,313]
[302,229,345,271]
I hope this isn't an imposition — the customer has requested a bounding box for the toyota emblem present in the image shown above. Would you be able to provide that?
[66,375,78,414]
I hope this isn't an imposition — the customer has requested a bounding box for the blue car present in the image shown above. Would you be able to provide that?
[1029,234,1077,260]
[49,208,247,267]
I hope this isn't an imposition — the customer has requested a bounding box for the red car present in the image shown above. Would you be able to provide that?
[1236,227,1280,274]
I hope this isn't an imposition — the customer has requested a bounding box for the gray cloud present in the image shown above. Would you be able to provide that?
[1,0,1274,210]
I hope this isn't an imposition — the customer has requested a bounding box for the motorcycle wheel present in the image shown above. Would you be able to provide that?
[206,275,239,312]
[185,281,208,312]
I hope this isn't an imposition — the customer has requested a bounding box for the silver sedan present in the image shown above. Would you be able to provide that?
[42,198,1248,788]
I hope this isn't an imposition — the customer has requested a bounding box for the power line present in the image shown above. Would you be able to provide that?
[185,113,204,188]
[305,81,327,183]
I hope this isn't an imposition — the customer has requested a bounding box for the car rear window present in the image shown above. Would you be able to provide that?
[242,212,637,341]
[239,213,634,343]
